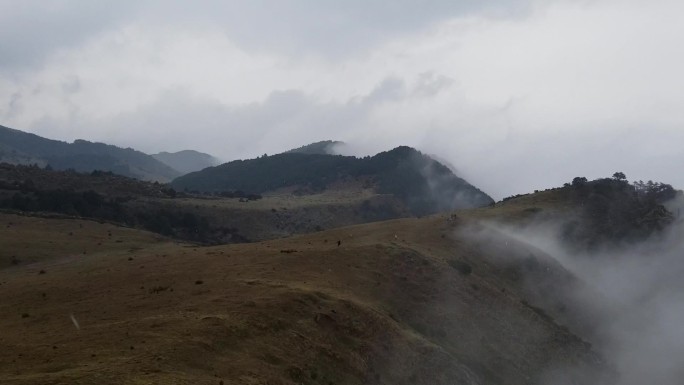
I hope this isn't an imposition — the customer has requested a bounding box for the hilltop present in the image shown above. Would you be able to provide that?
[172,146,494,216]
[152,150,221,174]
[284,140,343,155]
[0,125,180,182]
[493,175,678,252]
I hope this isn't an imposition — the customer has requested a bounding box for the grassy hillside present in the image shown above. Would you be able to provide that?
[0,163,409,243]
[3,169,680,384]
[0,206,605,384]
[3,162,675,250]
[172,146,494,216]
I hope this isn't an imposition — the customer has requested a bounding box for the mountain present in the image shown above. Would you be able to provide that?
[152,150,220,174]
[3,166,681,383]
[0,125,180,182]
[284,140,343,155]
[172,146,494,215]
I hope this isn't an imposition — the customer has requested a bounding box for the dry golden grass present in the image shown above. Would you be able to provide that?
[174,181,378,211]
[0,199,602,384]
[0,213,168,267]
[141,188,406,243]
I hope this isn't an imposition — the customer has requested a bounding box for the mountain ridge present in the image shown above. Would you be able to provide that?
[172,145,494,215]
[152,149,220,174]
[284,140,343,155]
[0,124,180,182]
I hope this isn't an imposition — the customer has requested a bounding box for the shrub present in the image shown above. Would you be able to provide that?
[448,259,472,275]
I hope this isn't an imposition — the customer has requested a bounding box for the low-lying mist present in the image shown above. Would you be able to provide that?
[479,195,684,384]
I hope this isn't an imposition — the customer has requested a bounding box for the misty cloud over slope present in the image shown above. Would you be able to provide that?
[152,150,220,174]
[484,195,684,385]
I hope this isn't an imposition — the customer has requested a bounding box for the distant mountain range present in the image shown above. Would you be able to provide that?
[172,146,494,215]
[152,150,220,174]
[0,125,218,182]
[0,125,494,215]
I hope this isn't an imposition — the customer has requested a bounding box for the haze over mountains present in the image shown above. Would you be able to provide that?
[3,2,684,383]
[284,140,344,155]
[0,125,493,217]
[0,125,220,182]
[2,166,681,384]
[3,104,681,385]
[152,150,221,175]
[2,122,683,384]
[0,125,179,182]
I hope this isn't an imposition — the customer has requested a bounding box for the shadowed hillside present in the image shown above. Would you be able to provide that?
[0,125,180,182]
[0,163,404,244]
[152,150,220,174]
[493,175,678,252]
[172,146,494,216]
[0,163,175,198]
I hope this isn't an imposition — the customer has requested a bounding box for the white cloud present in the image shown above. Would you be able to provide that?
[1,0,684,198]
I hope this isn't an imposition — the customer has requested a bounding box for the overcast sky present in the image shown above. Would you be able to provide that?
[1,0,683,199]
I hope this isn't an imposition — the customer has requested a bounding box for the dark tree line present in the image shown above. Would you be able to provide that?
[1,188,127,221]
[0,179,245,244]
[562,172,677,251]
[186,190,263,201]
[567,172,676,204]
[632,180,676,203]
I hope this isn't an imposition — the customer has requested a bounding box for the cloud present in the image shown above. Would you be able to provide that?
[0,0,521,70]
[23,76,425,162]
[0,1,138,71]
[2,0,684,199]
[484,195,684,384]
